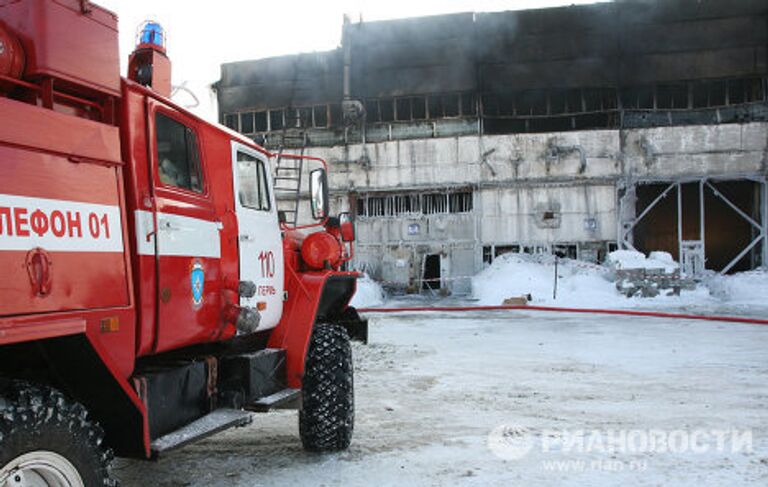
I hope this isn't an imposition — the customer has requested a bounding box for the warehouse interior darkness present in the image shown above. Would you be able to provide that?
[632,180,764,274]
[217,0,768,293]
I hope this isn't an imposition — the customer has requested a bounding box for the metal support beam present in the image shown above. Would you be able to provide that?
[620,182,676,246]
[623,177,766,275]
[677,182,683,266]
[703,179,767,275]
[762,178,768,268]
[699,179,705,255]
[705,181,762,230]
[720,235,764,275]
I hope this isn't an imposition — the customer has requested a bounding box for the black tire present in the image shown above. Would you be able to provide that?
[0,381,116,486]
[299,324,354,452]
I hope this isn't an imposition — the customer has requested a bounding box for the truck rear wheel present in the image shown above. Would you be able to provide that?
[299,324,354,452]
[0,382,116,487]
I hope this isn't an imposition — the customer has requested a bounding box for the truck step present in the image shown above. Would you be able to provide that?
[247,388,301,412]
[151,409,252,455]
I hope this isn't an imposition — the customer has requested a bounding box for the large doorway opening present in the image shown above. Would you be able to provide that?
[623,178,765,275]
[422,254,442,291]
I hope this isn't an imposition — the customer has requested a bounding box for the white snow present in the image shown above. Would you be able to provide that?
[471,252,767,315]
[346,251,767,316]
[115,312,768,486]
[350,273,387,308]
[705,268,768,308]
[472,253,620,308]
[606,249,678,273]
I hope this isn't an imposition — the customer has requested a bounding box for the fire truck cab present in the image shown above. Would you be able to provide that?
[0,2,364,485]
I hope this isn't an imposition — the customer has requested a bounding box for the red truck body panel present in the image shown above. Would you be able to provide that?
[0,95,138,379]
[0,0,120,96]
[0,129,128,315]
[121,82,250,354]
[0,0,357,458]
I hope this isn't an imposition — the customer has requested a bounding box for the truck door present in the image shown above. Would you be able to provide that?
[148,102,222,352]
[230,142,284,330]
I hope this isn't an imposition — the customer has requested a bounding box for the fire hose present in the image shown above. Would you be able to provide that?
[356,304,768,326]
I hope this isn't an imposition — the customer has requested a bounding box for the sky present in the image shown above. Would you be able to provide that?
[97,0,607,121]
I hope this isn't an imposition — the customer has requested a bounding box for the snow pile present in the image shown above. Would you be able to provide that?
[705,268,768,307]
[472,253,619,307]
[350,273,387,308]
[606,249,678,273]
[471,252,715,309]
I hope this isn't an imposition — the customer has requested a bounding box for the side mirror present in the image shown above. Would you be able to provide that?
[309,168,329,220]
[339,212,355,242]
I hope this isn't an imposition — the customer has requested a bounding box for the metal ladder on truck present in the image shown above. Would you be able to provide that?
[272,111,307,226]
[272,56,309,227]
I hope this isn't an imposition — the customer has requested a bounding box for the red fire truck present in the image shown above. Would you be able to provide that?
[0,1,366,484]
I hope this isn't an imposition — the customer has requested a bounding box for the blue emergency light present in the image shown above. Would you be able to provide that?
[138,21,166,49]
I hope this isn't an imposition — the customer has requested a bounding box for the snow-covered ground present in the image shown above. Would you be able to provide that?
[114,311,768,486]
[352,250,768,317]
[470,252,768,317]
[349,252,768,318]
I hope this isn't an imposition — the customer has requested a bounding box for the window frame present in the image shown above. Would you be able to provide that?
[236,150,272,212]
[154,109,208,196]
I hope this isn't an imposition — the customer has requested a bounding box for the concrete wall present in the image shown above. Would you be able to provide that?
[295,122,768,292]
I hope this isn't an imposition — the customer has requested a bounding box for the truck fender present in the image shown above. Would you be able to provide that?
[267,271,358,388]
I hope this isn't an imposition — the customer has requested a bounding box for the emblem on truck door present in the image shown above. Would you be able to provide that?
[190,260,205,307]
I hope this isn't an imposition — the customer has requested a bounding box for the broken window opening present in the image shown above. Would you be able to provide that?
[269,110,284,131]
[365,100,380,123]
[396,98,411,121]
[302,107,315,128]
[224,113,238,131]
[553,244,578,259]
[412,97,427,119]
[423,193,448,214]
[494,245,520,259]
[380,99,395,122]
[708,80,727,106]
[329,104,343,126]
[460,94,476,116]
[240,112,254,134]
[357,190,472,218]
[428,95,443,118]
[550,90,567,115]
[254,111,268,132]
[313,105,328,127]
[449,192,473,213]
[443,94,460,117]
[481,94,499,117]
[656,83,689,109]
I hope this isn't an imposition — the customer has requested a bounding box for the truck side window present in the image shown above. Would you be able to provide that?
[156,113,203,193]
[237,151,271,211]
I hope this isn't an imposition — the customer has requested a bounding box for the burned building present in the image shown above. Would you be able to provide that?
[216,0,768,293]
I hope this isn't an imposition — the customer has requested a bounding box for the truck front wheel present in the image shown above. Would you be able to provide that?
[0,382,116,487]
[299,324,354,452]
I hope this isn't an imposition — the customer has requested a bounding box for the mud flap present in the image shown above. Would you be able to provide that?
[314,275,368,344]
[337,306,369,344]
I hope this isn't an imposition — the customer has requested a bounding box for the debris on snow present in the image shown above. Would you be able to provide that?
[606,250,691,298]
[502,295,531,306]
